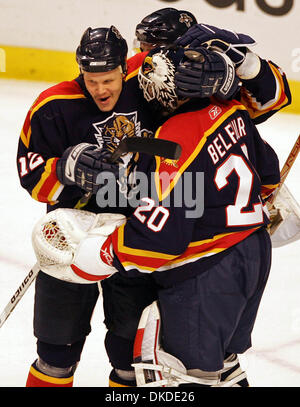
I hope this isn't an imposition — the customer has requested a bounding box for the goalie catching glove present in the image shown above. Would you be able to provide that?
[268,184,300,247]
[32,208,125,284]
[56,143,121,194]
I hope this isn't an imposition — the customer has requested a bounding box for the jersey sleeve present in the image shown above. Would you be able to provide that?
[239,59,291,124]
[17,81,86,205]
[126,52,148,79]
[111,116,199,276]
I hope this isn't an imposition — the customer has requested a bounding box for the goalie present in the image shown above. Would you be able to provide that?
[32,46,282,387]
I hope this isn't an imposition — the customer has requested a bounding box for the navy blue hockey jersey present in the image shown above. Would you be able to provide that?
[17,73,157,215]
[16,53,289,220]
[111,97,280,286]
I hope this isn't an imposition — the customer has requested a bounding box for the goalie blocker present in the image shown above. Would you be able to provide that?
[269,184,300,248]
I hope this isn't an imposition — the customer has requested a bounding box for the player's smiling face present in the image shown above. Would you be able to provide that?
[83,67,124,112]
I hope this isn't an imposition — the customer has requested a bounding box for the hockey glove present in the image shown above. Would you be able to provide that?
[32,208,126,284]
[175,23,256,67]
[56,143,120,194]
[175,47,240,100]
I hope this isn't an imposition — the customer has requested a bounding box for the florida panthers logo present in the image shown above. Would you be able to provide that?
[92,112,152,200]
[179,13,194,28]
[92,112,152,151]
[102,114,135,152]
[138,52,179,112]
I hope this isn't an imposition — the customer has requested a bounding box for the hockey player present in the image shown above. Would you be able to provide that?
[17,25,160,387]
[112,49,280,387]
[106,10,291,386]
[32,46,281,386]
[131,8,291,125]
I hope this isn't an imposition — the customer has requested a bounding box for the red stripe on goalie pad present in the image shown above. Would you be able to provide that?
[133,328,144,362]
[71,264,111,282]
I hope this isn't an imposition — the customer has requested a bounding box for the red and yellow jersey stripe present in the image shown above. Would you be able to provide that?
[19,80,86,204]
[126,52,148,81]
[239,61,290,121]
[112,223,258,274]
[20,80,85,148]
[154,99,247,201]
[31,157,63,204]
[261,183,280,200]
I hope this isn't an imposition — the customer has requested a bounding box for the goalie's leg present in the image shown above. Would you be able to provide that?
[133,301,249,387]
[133,227,271,387]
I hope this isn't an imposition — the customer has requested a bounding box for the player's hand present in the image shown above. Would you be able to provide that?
[176,23,256,67]
[56,143,120,194]
[175,46,241,100]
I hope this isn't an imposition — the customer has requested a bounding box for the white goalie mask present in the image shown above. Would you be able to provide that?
[138,48,182,112]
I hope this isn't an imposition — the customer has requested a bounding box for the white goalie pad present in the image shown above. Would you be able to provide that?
[132,301,219,387]
[270,184,300,248]
[133,301,248,387]
[32,208,126,283]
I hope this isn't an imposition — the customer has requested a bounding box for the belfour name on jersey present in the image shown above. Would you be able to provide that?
[207,115,247,165]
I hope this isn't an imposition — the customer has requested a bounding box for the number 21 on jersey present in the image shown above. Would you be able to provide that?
[214,152,263,227]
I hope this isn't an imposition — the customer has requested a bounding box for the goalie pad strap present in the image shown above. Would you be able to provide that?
[216,371,247,387]
[132,362,219,387]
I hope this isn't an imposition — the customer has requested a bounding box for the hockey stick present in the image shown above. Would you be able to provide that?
[75,137,182,209]
[0,263,39,328]
[267,134,300,234]
[269,134,300,205]
[110,137,182,162]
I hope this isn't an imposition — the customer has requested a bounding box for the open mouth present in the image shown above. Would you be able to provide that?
[99,96,110,103]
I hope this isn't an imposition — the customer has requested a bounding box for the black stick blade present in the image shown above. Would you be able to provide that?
[110,137,182,162]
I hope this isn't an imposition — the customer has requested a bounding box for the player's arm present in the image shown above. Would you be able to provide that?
[17,101,119,205]
[238,60,291,124]
[111,190,196,277]
[175,24,291,123]
[17,105,72,205]
[30,155,196,283]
